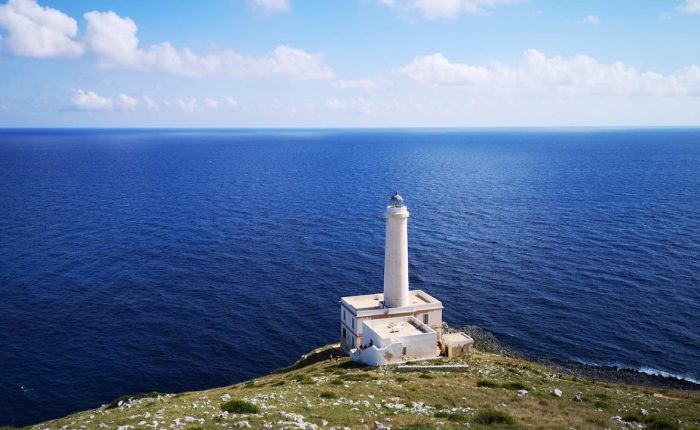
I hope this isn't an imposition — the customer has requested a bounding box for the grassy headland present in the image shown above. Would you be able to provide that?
[17,340,700,430]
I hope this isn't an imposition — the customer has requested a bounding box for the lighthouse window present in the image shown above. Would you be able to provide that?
[352,318,355,329]
[423,314,429,324]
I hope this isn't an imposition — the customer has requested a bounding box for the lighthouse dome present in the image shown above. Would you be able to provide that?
[389,192,404,208]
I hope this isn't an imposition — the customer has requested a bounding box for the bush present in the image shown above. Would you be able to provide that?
[472,409,515,425]
[319,391,337,399]
[447,412,471,422]
[396,376,409,383]
[622,413,678,430]
[221,399,259,414]
[418,373,433,380]
[330,378,345,385]
[105,392,159,409]
[502,382,529,390]
[477,380,499,388]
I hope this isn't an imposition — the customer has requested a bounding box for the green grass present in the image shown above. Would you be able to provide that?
[319,391,338,399]
[220,399,259,414]
[472,409,516,425]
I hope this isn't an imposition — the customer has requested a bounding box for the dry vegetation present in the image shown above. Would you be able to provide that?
[22,345,700,430]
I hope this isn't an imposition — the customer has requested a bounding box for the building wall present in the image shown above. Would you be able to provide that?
[340,303,443,351]
[355,322,438,366]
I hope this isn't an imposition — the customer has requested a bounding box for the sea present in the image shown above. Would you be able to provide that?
[1,129,699,426]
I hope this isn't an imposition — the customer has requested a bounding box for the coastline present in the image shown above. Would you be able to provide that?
[456,325,700,391]
[19,335,700,430]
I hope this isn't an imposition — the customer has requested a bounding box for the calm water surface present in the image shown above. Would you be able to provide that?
[1,129,699,426]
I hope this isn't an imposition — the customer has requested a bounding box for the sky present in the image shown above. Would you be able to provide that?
[0,0,699,127]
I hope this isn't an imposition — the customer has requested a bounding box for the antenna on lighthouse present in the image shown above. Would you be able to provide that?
[383,192,410,308]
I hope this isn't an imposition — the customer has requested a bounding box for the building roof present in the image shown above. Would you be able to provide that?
[341,290,443,316]
[364,316,435,340]
[442,332,474,346]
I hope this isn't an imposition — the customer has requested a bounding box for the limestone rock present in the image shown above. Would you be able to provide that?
[517,389,528,397]
[551,388,562,397]
[234,420,251,428]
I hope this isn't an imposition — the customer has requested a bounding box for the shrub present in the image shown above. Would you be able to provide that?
[622,413,678,430]
[294,375,313,384]
[396,376,409,383]
[477,380,499,388]
[472,409,515,425]
[447,412,471,422]
[221,399,259,414]
[593,399,610,409]
[433,411,452,418]
[319,391,337,399]
[502,382,529,390]
[330,378,345,385]
[418,373,433,380]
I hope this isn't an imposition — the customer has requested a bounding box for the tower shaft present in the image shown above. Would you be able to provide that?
[383,204,409,308]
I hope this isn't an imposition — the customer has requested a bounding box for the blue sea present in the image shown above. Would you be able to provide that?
[1,129,699,426]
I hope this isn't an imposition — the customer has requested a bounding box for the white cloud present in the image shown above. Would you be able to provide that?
[224,96,239,108]
[116,93,138,110]
[82,10,333,79]
[397,53,490,85]
[583,14,599,25]
[0,0,84,58]
[177,98,198,112]
[326,97,376,114]
[332,78,391,90]
[677,0,700,14]
[71,89,113,110]
[250,0,290,13]
[398,49,700,96]
[143,94,158,111]
[203,97,219,109]
[379,0,524,19]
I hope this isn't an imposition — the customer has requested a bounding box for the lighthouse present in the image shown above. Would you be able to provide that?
[340,192,473,365]
[383,192,410,308]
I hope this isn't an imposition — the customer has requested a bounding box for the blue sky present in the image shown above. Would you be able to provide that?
[0,0,699,127]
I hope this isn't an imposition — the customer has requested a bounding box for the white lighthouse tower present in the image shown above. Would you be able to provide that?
[383,192,410,308]
[340,192,456,363]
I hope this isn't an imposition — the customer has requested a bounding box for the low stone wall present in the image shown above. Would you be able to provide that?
[396,364,470,372]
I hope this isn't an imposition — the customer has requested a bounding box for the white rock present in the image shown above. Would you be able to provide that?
[517,389,528,397]
[234,421,251,428]
[221,393,231,402]
[551,388,562,397]
[184,416,195,423]
[374,422,391,430]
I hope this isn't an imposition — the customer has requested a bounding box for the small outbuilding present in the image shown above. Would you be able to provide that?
[441,332,474,358]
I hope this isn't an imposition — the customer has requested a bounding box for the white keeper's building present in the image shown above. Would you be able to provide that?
[341,193,470,366]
